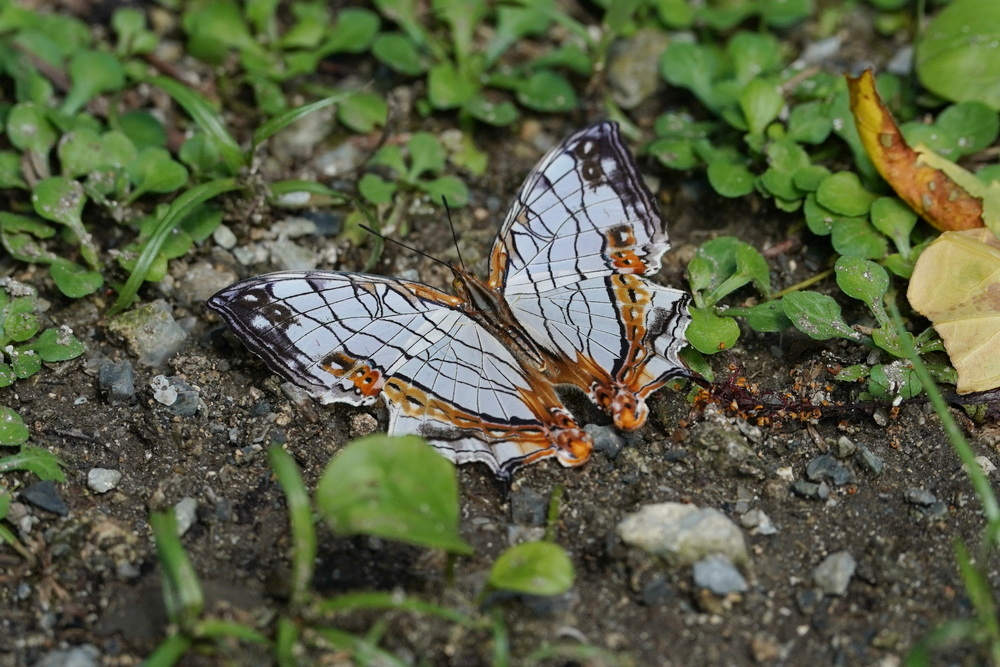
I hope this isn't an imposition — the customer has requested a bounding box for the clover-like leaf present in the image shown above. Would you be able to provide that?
[31,326,85,362]
[316,434,473,554]
[781,291,863,341]
[0,406,30,446]
[49,259,104,299]
[488,541,574,596]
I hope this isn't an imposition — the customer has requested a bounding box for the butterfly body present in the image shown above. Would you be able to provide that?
[209,122,691,479]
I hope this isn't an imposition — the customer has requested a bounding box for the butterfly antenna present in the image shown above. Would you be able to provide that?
[442,197,466,272]
[357,224,455,273]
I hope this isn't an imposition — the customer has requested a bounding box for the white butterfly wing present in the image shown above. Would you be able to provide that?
[208,271,591,478]
[491,122,692,428]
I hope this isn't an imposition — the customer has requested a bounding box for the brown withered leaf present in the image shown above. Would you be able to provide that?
[847,69,985,232]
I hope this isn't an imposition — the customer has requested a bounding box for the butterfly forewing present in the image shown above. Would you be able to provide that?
[208,271,591,477]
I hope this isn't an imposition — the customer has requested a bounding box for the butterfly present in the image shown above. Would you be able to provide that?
[208,122,692,480]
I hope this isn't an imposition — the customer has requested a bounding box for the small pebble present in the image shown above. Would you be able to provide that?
[98,359,135,405]
[792,480,830,500]
[905,488,937,506]
[806,453,855,486]
[174,497,198,536]
[212,224,237,249]
[87,468,122,494]
[693,554,748,595]
[106,300,188,367]
[35,644,100,667]
[976,456,996,476]
[813,551,856,596]
[856,444,884,476]
[510,487,547,526]
[835,436,857,458]
[21,481,68,516]
[585,423,625,460]
[349,413,378,439]
[740,509,777,535]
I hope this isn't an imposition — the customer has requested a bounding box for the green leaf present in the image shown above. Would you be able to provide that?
[358,173,397,205]
[315,434,473,554]
[62,50,126,115]
[831,217,889,259]
[0,406,29,446]
[464,97,519,126]
[49,259,103,298]
[727,32,782,84]
[337,92,387,134]
[3,306,39,342]
[7,102,57,154]
[407,133,446,180]
[917,0,1000,110]
[30,326,85,361]
[421,176,469,208]
[488,542,574,596]
[744,301,791,332]
[151,76,245,174]
[372,32,427,75]
[835,256,889,313]
[0,364,14,388]
[427,62,477,109]
[935,102,1000,156]
[792,165,832,193]
[868,362,923,401]
[127,147,189,197]
[58,128,137,180]
[150,511,205,629]
[739,79,784,136]
[835,364,869,382]
[0,444,65,481]
[870,196,917,256]
[816,171,879,217]
[686,307,740,354]
[118,110,168,149]
[516,70,577,113]
[781,291,862,341]
[786,100,832,144]
[11,349,41,378]
[320,7,380,54]
[707,161,754,198]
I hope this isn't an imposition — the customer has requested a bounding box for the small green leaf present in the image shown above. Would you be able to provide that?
[868,361,922,401]
[7,102,57,154]
[372,33,427,75]
[11,349,41,378]
[707,161,754,198]
[464,97,519,126]
[117,111,167,149]
[4,306,39,342]
[792,165,831,193]
[488,542,574,596]
[869,197,916,256]
[872,326,915,358]
[31,326,85,362]
[337,93,387,133]
[515,70,577,113]
[739,79,784,136]
[0,365,14,388]
[421,176,469,208]
[315,434,473,554]
[816,171,879,217]
[744,301,791,332]
[835,365,869,382]
[127,147,190,197]
[358,173,397,205]
[0,444,65,481]
[58,128,137,179]
[786,101,832,144]
[835,256,889,311]
[151,76,245,174]
[49,259,103,298]
[320,7,380,54]
[31,176,99,269]
[0,406,29,446]
[686,307,740,354]
[935,102,999,156]
[781,291,862,341]
[831,217,888,259]
[62,50,126,115]
[407,133,446,180]
[427,63,477,109]
[735,243,771,297]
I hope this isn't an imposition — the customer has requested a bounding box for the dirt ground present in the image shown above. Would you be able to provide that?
[2,6,1000,665]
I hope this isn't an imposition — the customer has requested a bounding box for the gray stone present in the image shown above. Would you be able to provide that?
[35,644,100,667]
[617,502,748,567]
[585,423,625,460]
[316,140,365,177]
[792,480,830,500]
[174,497,198,536]
[269,237,316,271]
[212,224,237,249]
[98,359,135,405]
[106,299,187,366]
[174,261,238,305]
[150,375,202,416]
[21,481,68,516]
[87,468,122,494]
[739,508,777,536]
[905,488,937,506]
[857,444,884,476]
[607,29,670,109]
[806,453,855,486]
[693,554,748,595]
[510,487,547,526]
[813,551,856,596]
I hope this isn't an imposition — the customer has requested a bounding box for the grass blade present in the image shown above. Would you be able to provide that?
[268,446,316,608]
[252,93,351,148]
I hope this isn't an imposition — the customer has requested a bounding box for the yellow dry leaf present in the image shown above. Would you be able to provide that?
[907,228,1000,393]
[914,144,1000,233]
